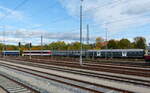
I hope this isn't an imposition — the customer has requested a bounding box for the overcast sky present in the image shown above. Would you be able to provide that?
[0,0,150,45]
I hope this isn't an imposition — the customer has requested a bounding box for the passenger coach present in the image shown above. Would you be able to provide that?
[1,49,145,59]
[88,49,144,58]
[22,50,52,56]
[1,50,20,56]
[144,46,150,62]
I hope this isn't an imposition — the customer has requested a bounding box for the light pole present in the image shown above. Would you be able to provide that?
[87,24,89,45]
[29,43,32,59]
[41,35,43,57]
[105,23,108,59]
[86,24,89,59]
[80,0,83,66]
[3,25,5,57]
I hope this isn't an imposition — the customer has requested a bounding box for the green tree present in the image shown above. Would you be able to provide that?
[24,43,31,50]
[48,41,68,50]
[0,43,3,51]
[83,44,93,50]
[95,37,104,49]
[118,39,131,49]
[7,45,18,50]
[68,42,80,50]
[133,37,146,49]
[107,39,118,49]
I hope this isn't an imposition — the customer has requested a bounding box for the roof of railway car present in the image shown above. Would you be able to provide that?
[88,49,144,52]
[2,50,20,52]
[23,50,51,52]
[52,50,86,52]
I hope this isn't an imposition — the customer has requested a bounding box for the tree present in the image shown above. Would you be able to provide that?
[48,41,68,50]
[6,45,18,50]
[0,43,3,51]
[133,37,146,49]
[107,39,118,49]
[31,46,41,50]
[23,43,32,50]
[95,37,104,49]
[68,42,80,50]
[118,38,131,49]
[83,44,93,50]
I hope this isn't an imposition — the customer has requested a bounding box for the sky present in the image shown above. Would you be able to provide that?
[0,0,150,45]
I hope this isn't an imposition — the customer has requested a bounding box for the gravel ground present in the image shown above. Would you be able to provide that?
[1,60,150,93]
[5,64,121,93]
[6,59,150,81]
[0,66,91,93]
[0,87,7,93]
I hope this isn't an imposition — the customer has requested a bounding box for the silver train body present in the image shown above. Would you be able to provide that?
[1,49,144,58]
[52,49,144,58]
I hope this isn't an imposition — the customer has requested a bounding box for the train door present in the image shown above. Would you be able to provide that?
[122,51,127,57]
[97,51,101,57]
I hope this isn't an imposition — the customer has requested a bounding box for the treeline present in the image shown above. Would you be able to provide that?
[107,37,146,49]
[0,36,147,51]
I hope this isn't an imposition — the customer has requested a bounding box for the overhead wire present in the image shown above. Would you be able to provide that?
[84,0,130,12]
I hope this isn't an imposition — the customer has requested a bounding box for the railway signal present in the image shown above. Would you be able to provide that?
[29,43,32,59]
[18,42,21,56]
[18,42,21,47]
[29,43,32,48]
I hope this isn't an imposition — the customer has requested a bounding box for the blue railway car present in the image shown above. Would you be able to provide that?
[2,51,20,56]
[88,49,144,58]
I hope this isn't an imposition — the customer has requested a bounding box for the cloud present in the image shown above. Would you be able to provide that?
[123,0,150,15]
[0,36,22,43]
[0,6,24,21]
[59,0,150,33]
[0,29,96,44]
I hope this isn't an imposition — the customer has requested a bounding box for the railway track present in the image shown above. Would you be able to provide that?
[0,59,150,93]
[4,56,150,68]
[10,57,150,77]
[0,74,38,93]
[1,57,150,78]
[0,62,132,93]
[84,61,150,68]
[11,56,150,68]
[25,56,150,67]
[3,59,150,88]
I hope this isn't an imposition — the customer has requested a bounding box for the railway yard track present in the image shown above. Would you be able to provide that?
[7,57,150,77]
[0,60,133,93]
[23,56,150,67]
[0,58,150,93]
[2,59,150,87]
[0,73,39,93]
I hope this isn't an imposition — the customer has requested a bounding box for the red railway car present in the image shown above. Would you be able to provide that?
[144,46,150,62]
[23,50,52,56]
